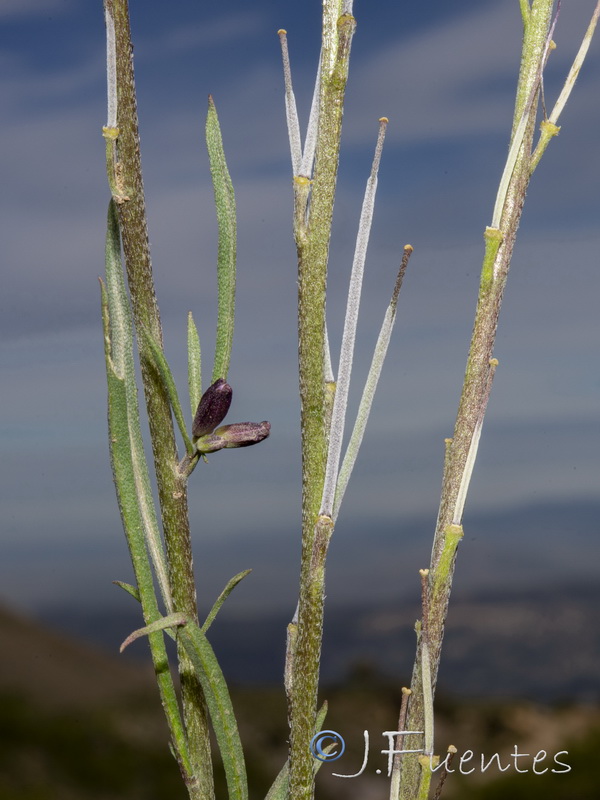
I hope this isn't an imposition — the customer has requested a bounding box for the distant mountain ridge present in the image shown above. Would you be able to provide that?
[4,597,599,800]
[36,581,600,702]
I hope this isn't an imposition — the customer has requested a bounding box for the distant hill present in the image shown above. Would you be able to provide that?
[1,601,599,799]
[0,604,156,710]
[38,582,600,702]
[0,604,187,799]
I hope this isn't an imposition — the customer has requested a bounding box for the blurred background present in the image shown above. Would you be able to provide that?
[1,0,599,797]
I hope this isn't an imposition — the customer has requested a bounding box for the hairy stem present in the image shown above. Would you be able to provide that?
[397,2,556,796]
[104,2,212,796]
[288,6,356,800]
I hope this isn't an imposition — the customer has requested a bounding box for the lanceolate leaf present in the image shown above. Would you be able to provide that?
[103,202,172,613]
[100,220,191,777]
[187,311,202,419]
[120,612,187,652]
[112,580,141,603]
[114,607,249,798]
[264,761,289,800]
[178,619,248,800]
[143,327,194,455]
[206,95,236,383]
[201,569,252,634]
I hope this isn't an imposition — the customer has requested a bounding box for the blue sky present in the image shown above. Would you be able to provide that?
[1,0,599,625]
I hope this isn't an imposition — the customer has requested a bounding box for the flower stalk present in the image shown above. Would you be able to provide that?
[287,5,356,797]
[281,3,416,796]
[395,2,599,795]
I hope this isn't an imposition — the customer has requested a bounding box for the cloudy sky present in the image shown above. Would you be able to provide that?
[1,0,599,630]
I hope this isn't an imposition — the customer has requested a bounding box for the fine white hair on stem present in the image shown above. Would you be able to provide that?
[105,4,117,128]
[419,567,434,757]
[452,358,498,524]
[324,323,334,384]
[333,246,412,521]
[319,118,388,518]
[549,0,600,125]
[278,30,302,175]
[421,640,434,756]
[299,53,322,178]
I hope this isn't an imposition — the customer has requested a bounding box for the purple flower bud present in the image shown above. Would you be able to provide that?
[214,421,271,448]
[195,420,270,454]
[192,378,232,438]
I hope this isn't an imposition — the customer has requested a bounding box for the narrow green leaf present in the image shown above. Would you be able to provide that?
[104,202,173,613]
[120,612,187,653]
[102,318,192,775]
[206,95,236,383]
[264,702,329,800]
[187,311,202,418]
[100,202,192,776]
[264,762,289,800]
[178,619,248,800]
[314,700,328,737]
[113,580,141,602]
[201,569,252,634]
[142,328,194,455]
[111,577,180,643]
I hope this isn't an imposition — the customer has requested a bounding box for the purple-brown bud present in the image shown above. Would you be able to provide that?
[214,421,271,448]
[195,421,270,454]
[192,378,232,438]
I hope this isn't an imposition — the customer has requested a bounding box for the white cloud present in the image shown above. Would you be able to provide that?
[0,51,102,112]
[341,1,600,146]
[0,0,74,19]
[138,10,267,56]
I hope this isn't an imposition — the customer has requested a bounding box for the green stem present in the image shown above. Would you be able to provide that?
[289,517,334,796]
[288,7,356,800]
[396,3,556,797]
[519,0,531,28]
[416,755,438,799]
[103,2,212,797]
